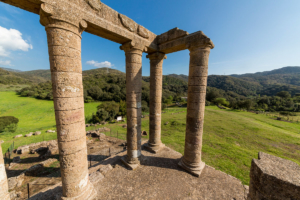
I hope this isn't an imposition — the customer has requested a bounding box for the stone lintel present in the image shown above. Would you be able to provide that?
[157,27,189,45]
[158,31,214,54]
[1,0,158,52]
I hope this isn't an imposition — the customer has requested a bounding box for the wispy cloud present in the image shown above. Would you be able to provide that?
[0,3,21,14]
[0,16,12,23]
[86,60,114,68]
[0,60,13,66]
[0,26,33,57]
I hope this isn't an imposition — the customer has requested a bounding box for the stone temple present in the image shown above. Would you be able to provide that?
[0,1,299,200]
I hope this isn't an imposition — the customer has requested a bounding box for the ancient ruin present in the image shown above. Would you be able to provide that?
[1,0,299,200]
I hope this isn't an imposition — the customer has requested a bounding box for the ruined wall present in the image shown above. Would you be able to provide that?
[248,152,300,200]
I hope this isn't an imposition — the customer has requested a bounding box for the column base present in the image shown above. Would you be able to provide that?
[121,155,143,170]
[60,181,97,200]
[178,157,205,177]
[144,142,165,154]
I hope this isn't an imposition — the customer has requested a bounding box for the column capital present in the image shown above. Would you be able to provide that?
[39,3,87,35]
[146,52,167,60]
[120,41,147,53]
[185,31,214,51]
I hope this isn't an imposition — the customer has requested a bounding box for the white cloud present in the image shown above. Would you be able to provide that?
[0,26,33,57]
[86,60,113,68]
[0,60,12,66]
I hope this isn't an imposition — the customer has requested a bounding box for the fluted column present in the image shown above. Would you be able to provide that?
[145,52,166,153]
[178,32,214,177]
[120,42,144,170]
[40,4,96,199]
[0,144,10,200]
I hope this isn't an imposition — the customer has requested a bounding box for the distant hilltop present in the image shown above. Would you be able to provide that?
[2,66,300,97]
[0,67,23,72]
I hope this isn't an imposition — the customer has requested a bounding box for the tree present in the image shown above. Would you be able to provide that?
[206,89,221,102]
[276,91,291,99]
[88,86,102,100]
[213,98,229,106]
[141,101,149,113]
[97,101,120,121]
[118,100,127,116]
[91,109,109,123]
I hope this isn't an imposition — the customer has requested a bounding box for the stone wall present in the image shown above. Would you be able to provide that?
[248,152,300,200]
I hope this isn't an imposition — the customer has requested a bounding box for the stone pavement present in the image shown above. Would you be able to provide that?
[95,145,248,200]
[29,144,248,200]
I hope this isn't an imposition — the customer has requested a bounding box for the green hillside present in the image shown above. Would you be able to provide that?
[0,68,48,85]
[0,92,299,185]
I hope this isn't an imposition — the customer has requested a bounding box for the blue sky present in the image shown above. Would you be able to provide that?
[0,0,300,76]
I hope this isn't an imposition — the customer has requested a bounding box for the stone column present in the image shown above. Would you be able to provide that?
[40,5,96,200]
[0,144,10,200]
[120,42,144,170]
[145,52,166,153]
[178,32,214,177]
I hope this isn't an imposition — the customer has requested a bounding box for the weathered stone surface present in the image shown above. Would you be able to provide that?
[8,173,24,190]
[17,146,29,154]
[179,42,212,177]
[41,158,57,167]
[43,16,96,199]
[25,164,44,176]
[248,152,300,200]
[46,130,55,133]
[95,146,247,200]
[121,42,144,166]
[12,156,21,163]
[14,134,22,138]
[9,190,16,199]
[34,131,42,136]
[1,144,11,200]
[145,52,166,154]
[9,156,21,168]
[157,27,189,44]
[98,164,113,176]
[89,171,104,184]
[25,133,33,137]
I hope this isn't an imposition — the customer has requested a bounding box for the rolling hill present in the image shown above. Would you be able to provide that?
[2,66,300,97]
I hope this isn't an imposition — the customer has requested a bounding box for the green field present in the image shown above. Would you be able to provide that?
[1,91,300,185]
[0,92,100,150]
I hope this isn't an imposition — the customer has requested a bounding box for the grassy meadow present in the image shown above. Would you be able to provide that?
[0,92,100,151]
[1,91,300,185]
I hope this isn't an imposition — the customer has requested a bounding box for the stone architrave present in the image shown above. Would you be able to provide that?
[40,4,96,200]
[178,31,214,177]
[144,52,166,153]
[120,41,145,170]
[0,144,10,200]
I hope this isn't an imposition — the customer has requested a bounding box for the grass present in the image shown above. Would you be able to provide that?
[0,92,100,151]
[1,92,300,185]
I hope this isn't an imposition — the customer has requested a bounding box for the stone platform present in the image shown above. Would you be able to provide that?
[29,144,248,200]
[94,145,248,200]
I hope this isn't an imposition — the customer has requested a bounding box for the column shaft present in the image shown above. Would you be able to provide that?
[0,144,10,200]
[179,46,211,176]
[45,22,96,199]
[145,52,166,153]
[121,43,143,167]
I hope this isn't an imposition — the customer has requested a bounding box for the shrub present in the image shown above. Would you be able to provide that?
[0,116,19,133]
